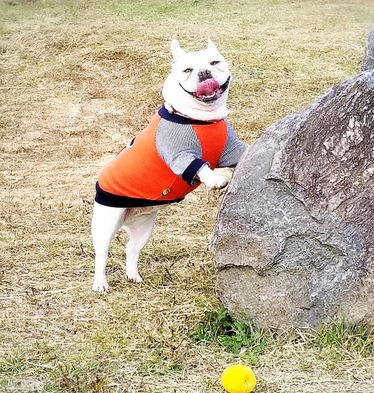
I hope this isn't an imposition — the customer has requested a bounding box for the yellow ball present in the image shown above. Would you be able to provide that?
[221,364,257,393]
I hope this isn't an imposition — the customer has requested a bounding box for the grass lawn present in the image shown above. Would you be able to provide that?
[1,0,374,391]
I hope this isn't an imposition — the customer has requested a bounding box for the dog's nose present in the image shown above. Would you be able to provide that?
[198,69,212,82]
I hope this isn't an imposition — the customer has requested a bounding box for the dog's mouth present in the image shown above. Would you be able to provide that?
[180,76,231,103]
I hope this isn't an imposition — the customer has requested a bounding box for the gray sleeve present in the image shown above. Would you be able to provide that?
[155,118,203,176]
[217,120,247,168]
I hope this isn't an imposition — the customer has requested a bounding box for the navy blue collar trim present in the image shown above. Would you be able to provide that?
[158,105,216,125]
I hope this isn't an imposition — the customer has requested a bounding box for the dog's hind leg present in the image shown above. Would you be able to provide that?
[123,206,160,283]
[91,201,126,292]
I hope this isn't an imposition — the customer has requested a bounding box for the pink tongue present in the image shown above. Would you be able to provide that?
[196,79,219,97]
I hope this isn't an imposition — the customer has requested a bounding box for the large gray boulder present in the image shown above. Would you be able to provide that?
[213,70,374,328]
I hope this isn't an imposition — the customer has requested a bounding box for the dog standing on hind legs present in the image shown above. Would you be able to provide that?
[91,38,247,292]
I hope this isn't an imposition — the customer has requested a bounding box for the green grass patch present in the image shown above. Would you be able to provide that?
[190,305,266,364]
[310,320,374,360]
[191,305,374,368]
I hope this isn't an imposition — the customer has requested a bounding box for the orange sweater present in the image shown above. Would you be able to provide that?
[95,107,232,207]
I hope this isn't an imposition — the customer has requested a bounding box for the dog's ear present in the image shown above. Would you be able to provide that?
[207,37,219,52]
[171,39,186,62]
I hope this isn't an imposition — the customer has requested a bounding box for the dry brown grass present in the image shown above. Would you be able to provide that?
[1,0,374,392]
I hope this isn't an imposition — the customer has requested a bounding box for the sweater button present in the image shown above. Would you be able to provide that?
[162,188,171,196]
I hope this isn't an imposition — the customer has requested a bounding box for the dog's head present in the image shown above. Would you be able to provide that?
[162,39,231,121]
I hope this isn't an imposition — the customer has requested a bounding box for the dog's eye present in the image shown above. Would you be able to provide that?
[183,68,193,73]
[210,60,221,66]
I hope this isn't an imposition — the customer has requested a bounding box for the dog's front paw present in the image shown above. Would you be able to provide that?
[92,277,110,292]
[126,272,143,283]
[203,173,228,189]
[197,165,228,189]
[209,174,229,189]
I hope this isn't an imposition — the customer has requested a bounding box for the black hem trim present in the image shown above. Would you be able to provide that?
[94,182,184,208]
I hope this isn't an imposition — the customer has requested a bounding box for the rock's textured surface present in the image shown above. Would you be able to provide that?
[213,70,374,328]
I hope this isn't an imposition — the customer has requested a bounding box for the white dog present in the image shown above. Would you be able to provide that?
[91,39,246,292]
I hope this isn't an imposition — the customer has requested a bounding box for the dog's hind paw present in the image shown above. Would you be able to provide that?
[126,273,143,283]
[92,278,110,292]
